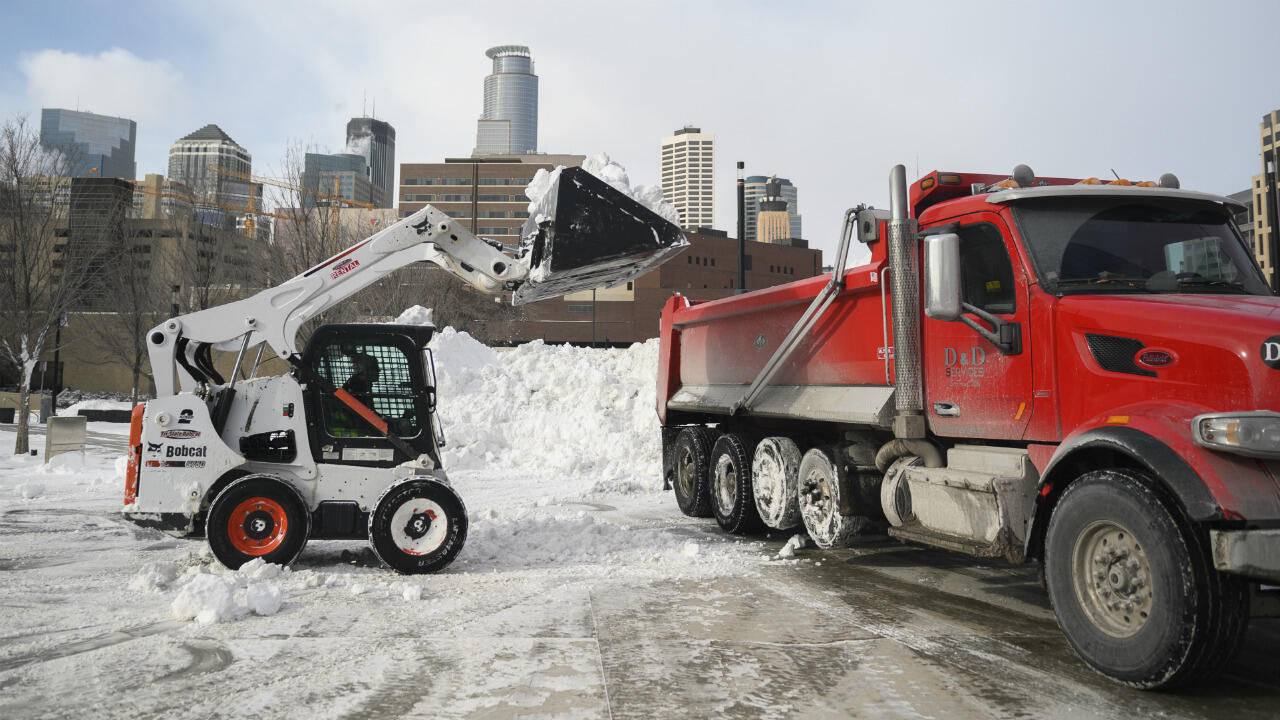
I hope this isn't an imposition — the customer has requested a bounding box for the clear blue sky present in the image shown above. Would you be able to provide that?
[3,0,1278,263]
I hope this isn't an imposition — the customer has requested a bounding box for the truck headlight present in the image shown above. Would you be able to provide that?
[1192,412,1280,459]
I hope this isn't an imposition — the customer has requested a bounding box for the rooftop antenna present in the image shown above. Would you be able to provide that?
[1110,168,1121,180]
[362,92,367,117]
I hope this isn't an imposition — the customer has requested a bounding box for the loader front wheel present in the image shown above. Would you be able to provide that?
[207,477,310,570]
[672,427,717,518]
[369,478,468,574]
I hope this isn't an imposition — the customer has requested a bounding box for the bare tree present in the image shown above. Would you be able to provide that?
[0,115,105,454]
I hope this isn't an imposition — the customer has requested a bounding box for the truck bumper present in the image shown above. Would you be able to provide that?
[1211,529,1280,583]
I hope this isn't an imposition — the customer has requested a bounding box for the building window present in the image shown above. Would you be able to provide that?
[567,304,593,313]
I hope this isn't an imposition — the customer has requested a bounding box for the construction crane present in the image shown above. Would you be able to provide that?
[130,181,291,240]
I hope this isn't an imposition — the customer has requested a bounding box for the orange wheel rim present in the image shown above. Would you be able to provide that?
[227,497,288,556]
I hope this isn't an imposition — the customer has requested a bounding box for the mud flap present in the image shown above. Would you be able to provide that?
[513,167,688,305]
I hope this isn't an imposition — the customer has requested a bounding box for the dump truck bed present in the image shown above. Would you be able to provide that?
[657,258,896,427]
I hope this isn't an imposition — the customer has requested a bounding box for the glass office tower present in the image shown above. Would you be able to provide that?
[39,108,137,179]
[473,45,538,155]
[346,117,396,208]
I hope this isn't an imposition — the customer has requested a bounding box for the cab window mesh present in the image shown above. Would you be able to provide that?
[314,341,420,438]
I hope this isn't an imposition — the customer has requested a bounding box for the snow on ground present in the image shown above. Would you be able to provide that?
[0,328,769,635]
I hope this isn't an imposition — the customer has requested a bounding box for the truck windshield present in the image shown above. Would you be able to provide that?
[1010,196,1271,296]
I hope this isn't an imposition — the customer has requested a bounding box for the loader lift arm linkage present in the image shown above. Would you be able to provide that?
[147,205,530,398]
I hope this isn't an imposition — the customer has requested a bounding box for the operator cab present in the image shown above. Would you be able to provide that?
[298,323,442,469]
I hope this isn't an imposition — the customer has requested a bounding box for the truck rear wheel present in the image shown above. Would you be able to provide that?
[672,427,716,517]
[752,436,802,530]
[206,476,310,570]
[797,447,861,549]
[1044,468,1248,688]
[369,478,468,574]
[709,433,764,535]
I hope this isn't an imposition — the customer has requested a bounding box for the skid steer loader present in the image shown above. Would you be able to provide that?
[123,167,687,574]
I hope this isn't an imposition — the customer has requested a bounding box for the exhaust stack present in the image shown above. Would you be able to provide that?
[887,165,925,439]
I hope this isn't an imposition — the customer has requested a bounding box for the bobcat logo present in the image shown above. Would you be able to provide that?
[146,442,162,453]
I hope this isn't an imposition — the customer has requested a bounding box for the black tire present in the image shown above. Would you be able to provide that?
[708,433,765,535]
[672,427,717,518]
[1044,469,1248,689]
[797,447,863,549]
[369,478,468,574]
[206,476,310,570]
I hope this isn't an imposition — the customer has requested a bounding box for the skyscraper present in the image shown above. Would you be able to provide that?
[473,45,539,156]
[660,127,715,230]
[756,177,792,244]
[39,108,137,180]
[744,175,801,242]
[167,124,253,225]
[346,117,396,208]
[1255,109,1279,289]
[303,152,375,207]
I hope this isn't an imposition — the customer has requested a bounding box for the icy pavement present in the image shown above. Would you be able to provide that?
[1,332,1277,718]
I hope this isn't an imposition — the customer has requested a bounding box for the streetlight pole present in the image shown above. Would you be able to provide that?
[737,161,746,294]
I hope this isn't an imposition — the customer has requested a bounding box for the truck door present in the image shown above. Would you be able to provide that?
[922,214,1034,439]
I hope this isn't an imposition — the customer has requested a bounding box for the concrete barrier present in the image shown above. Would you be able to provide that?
[0,392,52,423]
[45,416,87,464]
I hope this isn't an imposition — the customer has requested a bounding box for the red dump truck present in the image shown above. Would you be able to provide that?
[656,164,1280,689]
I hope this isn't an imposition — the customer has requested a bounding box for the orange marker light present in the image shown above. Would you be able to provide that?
[1106,415,1130,425]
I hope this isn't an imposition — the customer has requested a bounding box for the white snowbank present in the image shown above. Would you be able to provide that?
[394,305,435,328]
[429,329,660,490]
[58,399,134,417]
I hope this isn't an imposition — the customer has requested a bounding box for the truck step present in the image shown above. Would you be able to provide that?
[888,524,1007,559]
[944,445,1029,476]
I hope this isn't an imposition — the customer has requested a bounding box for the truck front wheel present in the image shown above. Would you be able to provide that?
[672,427,716,518]
[1044,468,1247,688]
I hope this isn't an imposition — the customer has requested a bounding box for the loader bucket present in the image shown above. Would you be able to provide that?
[512,167,689,305]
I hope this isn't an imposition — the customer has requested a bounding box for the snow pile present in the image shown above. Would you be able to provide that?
[58,399,134,417]
[429,330,661,493]
[523,152,680,228]
[167,561,287,625]
[394,305,435,328]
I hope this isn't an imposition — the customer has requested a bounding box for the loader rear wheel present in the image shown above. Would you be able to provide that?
[672,427,716,518]
[797,447,863,549]
[207,477,310,570]
[752,436,802,531]
[709,433,765,535]
[369,478,468,574]
[1044,469,1248,688]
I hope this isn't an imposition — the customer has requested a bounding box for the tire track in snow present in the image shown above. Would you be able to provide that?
[0,620,184,672]
[157,640,234,681]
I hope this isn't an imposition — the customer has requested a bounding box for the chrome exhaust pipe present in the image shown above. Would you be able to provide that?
[887,165,925,439]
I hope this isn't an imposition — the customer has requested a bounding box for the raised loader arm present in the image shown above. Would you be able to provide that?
[148,167,688,397]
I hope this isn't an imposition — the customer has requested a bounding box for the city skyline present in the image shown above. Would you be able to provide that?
[3,1,1279,264]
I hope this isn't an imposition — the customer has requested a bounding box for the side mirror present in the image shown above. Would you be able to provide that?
[924,233,962,321]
